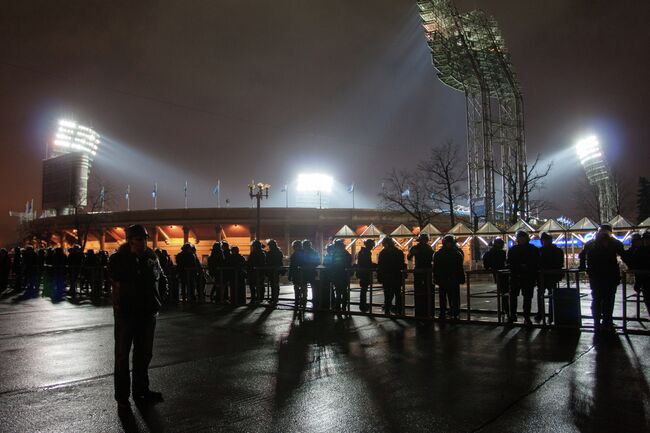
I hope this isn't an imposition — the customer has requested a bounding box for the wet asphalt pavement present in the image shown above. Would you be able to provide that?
[1,292,649,433]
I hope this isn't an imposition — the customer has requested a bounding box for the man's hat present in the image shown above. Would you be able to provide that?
[599,223,613,232]
[125,224,148,239]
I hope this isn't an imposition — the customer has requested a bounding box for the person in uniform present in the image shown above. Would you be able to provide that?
[579,224,625,331]
[377,237,405,315]
[433,235,465,320]
[109,225,165,410]
[507,230,540,325]
[408,233,434,318]
[536,232,564,323]
[356,239,376,312]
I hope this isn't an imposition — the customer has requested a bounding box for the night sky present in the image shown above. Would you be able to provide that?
[1,0,648,245]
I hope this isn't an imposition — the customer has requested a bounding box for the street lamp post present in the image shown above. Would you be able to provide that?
[248,180,270,240]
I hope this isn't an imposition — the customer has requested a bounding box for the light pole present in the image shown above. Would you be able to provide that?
[248,180,270,240]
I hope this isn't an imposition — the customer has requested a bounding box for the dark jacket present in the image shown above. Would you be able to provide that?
[483,247,506,271]
[356,246,375,283]
[207,250,225,279]
[288,249,304,283]
[266,246,284,275]
[433,246,465,286]
[377,246,405,286]
[247,249,266,282]
[507,243,540,285]
[301,247,320,281]
[109,244,164,316]
[329,247,352,286]
[540,244,564,285]
[408,242,434,269]
[579,236,625,284]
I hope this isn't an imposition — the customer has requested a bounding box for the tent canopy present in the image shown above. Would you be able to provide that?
[537,218,565,233]
[570,217,599,232]
[420,223,442,236]
[359,223,384,238]
[507,219,535,234]
[448,222,473,236]
[608,215,634,230]
[477,222,502,235]
[333,225,357,238]
[391,224,414,237]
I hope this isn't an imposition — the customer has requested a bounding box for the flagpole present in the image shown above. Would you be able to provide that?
[352,188,355,209]
[217,179,221,208]
[184,181,188,210]
[126,185,130,211]
[154,182,158,210]
[285,184,288,208]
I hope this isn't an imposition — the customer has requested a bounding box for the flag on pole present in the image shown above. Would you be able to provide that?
[184,180,188,196]
[212,180,220,195]
[152,183,157,199]
[348,183,354,193]
[401,188,410,198]
[281,184,287,192]
[99,186,105,209]
[125,185,130,200]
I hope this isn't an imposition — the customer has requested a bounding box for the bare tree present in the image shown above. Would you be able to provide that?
[71,174,117,250]
[379,168,439,229]
[573,176,601,223]
[610,164,635,217]
[418,140,467,227]
[495,153,553,224]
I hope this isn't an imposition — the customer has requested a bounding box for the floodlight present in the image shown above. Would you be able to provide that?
[51,119,101,159]
[296,173,333,192]
[575,136,602,165]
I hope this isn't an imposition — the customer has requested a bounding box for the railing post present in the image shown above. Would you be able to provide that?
[622,271,627,333]
[466,272,471,321]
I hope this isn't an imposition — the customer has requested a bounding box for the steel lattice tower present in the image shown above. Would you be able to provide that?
[417,0,527,224]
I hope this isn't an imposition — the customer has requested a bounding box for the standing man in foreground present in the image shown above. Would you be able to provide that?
[579,224,625,331]
[507,231,540,325]
[109,225,165,411]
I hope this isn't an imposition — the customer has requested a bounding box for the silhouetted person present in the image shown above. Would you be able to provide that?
[624,233,644,298]
[433,235,465,320]
[67,245,84,299]
[266,239,284,304]
[207,242,225,302]
[356,239,376,312]
[221,241,233,302]
[21,245,39,298]
[377,237,405,315]
[226,245,247,305]
[628,232,650,316]
[301,240,320,307]
[330,239,352,311]
[536,232,564,323]
[11,247,23,293]
[42,248,54,298]
[51,247,67,301]
[247,240,267,302]
[0,249,10,295]
[507,230,540,325]
[176,243,195,302]
[579,224,625,331]
[288,240,304,308]
[109,224,165,411]
[483,238,509,317]
[85,249,102,301]
[408,233,434,318]
[321,243,335,309]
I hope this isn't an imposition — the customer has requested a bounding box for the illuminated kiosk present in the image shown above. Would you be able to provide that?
[575,136,617,223]
[42,119,101,215]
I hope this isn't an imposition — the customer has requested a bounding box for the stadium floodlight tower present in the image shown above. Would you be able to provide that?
[575,135,617,223]
[417,0,528,225]
[42,119,102,215]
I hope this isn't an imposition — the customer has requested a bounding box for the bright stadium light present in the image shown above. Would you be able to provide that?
[296,173,333,193]
[51,118,101,158]
[575,135,602,165]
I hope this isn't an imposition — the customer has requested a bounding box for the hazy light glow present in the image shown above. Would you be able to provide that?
[52,119,101,158]
[575,135,602,165]
[296,173,333,192]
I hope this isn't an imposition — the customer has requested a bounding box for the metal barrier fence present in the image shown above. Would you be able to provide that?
[4,262,648,334]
